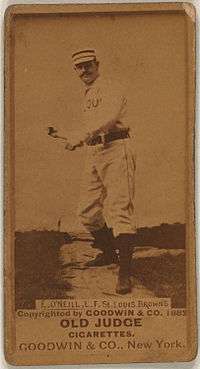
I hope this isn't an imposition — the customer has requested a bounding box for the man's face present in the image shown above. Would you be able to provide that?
[74,60,99,85]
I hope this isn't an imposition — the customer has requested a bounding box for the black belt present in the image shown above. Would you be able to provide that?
[87,130,130,146]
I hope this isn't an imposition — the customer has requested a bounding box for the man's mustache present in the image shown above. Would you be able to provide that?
[81,72,91,77]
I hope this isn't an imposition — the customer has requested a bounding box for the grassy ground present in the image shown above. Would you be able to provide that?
[15,224,186,310]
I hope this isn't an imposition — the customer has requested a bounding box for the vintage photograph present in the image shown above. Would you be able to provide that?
[5,3,196,365]
[14,7,187,308]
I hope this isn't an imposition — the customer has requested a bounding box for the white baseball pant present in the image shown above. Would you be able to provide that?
[78,138,136,238]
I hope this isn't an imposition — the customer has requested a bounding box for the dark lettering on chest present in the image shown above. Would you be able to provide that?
[84,96,102,110]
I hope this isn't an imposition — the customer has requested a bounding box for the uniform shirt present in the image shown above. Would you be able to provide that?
[82,76,130,136]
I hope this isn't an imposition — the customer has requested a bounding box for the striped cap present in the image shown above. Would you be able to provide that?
[72,49,96,65]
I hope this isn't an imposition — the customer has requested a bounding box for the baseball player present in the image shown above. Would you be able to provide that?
[50,49,136,294]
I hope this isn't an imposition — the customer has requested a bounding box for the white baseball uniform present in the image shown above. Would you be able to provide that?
[78,76,136,237]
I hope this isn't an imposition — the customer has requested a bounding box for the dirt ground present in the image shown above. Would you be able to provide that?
[15,224,186,310]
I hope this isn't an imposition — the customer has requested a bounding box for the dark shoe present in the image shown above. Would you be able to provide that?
[85,250,118,267]
[116,275,132,294]
[91,225,114,251]
[114,233,135,294]
[86,225,117,267]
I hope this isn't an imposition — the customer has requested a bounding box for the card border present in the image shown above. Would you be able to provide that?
[4,2,197,365]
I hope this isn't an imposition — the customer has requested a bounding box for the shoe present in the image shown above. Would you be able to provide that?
[85,225,117,267]
[90,225,114,251]
[85,250,118,267]
[114,233,135,294]
[116,275,132,294]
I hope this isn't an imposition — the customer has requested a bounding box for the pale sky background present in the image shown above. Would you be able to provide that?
[13,11,188,231]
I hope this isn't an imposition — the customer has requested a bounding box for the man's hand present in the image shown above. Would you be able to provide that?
[65,131,98,150]
[84,130,101,145]
[64,131,85,151]
[65,141,83,151]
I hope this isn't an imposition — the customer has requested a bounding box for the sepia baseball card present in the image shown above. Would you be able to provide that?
[4,3,197,365]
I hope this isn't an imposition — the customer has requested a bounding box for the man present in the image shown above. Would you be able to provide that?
[52,49,136,294]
